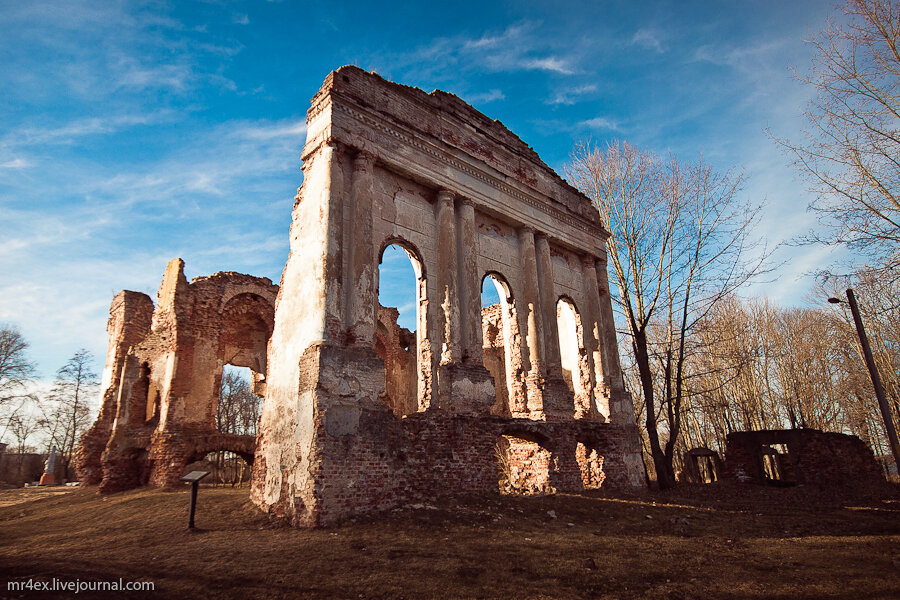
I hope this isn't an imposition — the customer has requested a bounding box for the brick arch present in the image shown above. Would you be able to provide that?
[481,270,514,302]
[186,433,256,466]
[218,292,274,375]
[378,237,426,280]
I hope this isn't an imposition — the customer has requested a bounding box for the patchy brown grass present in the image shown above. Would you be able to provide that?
[1,482,899,599]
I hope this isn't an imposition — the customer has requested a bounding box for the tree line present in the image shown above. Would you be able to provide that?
[0,331,97,480]
[568,0,900,486]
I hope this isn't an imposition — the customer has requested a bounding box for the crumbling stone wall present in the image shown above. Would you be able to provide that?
[723,429,883,486]
[251,66,645,527]
[76,259,277,492]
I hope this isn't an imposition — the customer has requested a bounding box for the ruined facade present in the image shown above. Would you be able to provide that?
[74,259,277,492]
[723,429,883,487]
[77,66,645,523]
[249,66,644,527]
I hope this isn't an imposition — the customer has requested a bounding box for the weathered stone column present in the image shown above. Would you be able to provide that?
[344,151,376,347]
[517,226,545,415]
[581,254,605,421]
[436,190,461,365]
[322,141,346,342]
[457,197,482,365]
[535,234,561,377]
[535,233,574,420]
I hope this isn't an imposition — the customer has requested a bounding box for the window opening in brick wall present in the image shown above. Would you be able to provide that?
[377,243,423,416]
[557,297,591,417]
[482,273,520,417]
[496,434,553,495]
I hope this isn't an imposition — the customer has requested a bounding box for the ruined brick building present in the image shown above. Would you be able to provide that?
[76,66,646,525]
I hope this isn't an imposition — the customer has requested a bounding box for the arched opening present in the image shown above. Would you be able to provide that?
[212,365,262,486]
[557,297,591,419]
[214,292,273,432]
[496,433,553,495]
[185,447,255,488]
[576,441,605,489]
[377,242,426,416]
[481,273,523,417]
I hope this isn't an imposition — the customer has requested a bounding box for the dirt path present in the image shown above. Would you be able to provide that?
[0,486,75,509]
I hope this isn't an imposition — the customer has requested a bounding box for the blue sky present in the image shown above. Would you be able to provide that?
[1,0,842,378]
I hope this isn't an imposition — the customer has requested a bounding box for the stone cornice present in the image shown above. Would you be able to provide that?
[320,98,610,245]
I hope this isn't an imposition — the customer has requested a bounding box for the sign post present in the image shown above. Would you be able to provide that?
[179,470,211,530]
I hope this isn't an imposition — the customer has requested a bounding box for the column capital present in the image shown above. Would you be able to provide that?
[596,248,608,266]
[581,254,599,269]
[517,224,535,236]
[352,150,375,170]
[458,196,476,208]
[437,189,455,205]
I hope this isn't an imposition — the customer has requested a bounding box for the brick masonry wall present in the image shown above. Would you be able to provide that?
[724,429,884,486]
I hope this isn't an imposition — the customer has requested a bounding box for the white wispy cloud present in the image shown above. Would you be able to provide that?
[466,89,505,104]
[0,158,31,169]
[579,117,619,131]
[9,113,169,146]
[631,28,666,53]
[379,21,578,81]
[522,57,574,75]
[548,84,598,106]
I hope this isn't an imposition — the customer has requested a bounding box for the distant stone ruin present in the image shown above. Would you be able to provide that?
[76,66,646,525]
[723,429,883,486]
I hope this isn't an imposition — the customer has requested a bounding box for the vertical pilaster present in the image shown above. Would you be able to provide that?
[518,226,545,414]
[535,234,561,377]
[595,251,630,422]
[457,198,482,365]
[436,190,461,365]
[344,151,376,347]
[321,140,346,342]
[581,254,605,421]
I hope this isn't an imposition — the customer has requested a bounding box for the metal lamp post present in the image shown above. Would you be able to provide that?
[828,288,900,474]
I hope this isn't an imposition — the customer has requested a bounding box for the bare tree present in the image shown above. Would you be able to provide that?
[778,0,900,276]
[0,324,36,443]
[38,349,98,479]
[7,401,39,455]
[568,141,765,488]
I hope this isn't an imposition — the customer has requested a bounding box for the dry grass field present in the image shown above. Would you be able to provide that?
[1,482,899,599]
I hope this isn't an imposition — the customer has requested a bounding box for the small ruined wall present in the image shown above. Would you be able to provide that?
[724,429,883,486]
[77,259,277,493]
